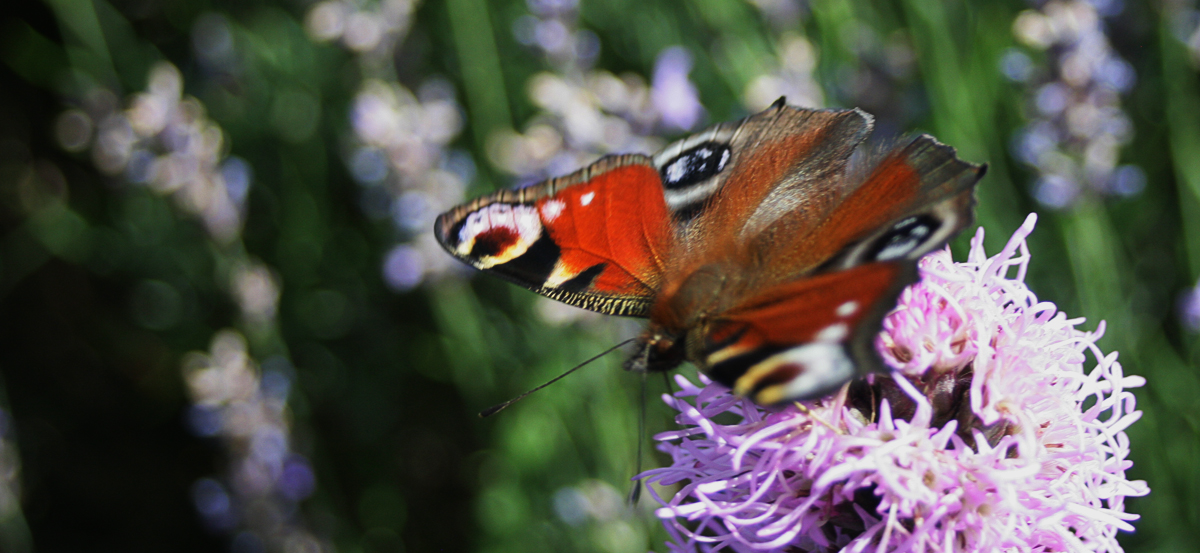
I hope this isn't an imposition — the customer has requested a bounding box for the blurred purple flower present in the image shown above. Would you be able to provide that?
[278,455,317,501]
[641,214,1148,552]
[1180,280,1200,332]
[383,244,424,291]
[652,47,703,131]
[1010,1,1141,208]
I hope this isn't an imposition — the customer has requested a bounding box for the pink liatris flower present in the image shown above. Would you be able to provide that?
[640,214,1149,553]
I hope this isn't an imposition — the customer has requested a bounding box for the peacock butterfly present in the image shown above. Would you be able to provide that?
[434,99,985,404]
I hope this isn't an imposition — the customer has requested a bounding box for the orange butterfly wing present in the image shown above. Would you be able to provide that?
[435,155,673,316]
[696,262,908,404]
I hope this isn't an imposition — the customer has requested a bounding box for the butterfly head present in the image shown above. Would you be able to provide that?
[625,324,687,374]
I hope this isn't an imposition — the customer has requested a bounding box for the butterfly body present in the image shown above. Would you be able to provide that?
[435,99,985,404]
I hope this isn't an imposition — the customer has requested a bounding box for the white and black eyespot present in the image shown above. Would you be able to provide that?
[732,343,855,404]
[452,203,544,268]
[659,142,732,191]
[867,214,941,261]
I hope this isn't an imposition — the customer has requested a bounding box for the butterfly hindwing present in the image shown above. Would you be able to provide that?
[695,262,912,404]
[758,134,983,279]
[435,155,673,317]
[690,135,984,403]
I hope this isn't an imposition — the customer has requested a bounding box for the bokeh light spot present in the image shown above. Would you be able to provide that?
[306,1,348,42]
[350,148,389,184]
[1032,174,1079,209]
[54,110,93,152]
[552,486,588,525]
[1000,48,1034,82]
[192,478,236,530]
[1181,283,1200,332]
[1108,164,1146,197]
[222,157,253,206]
[278,455,316,501]
[382,245,423,291]
[187,405,223,437]
[193,13,236,68]
[261,360,293,403]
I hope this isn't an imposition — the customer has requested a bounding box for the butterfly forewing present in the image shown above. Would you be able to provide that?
[434,154,673,317]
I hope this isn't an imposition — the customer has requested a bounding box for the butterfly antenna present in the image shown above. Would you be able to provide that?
[479,338,636,418]
[627,370,648,505]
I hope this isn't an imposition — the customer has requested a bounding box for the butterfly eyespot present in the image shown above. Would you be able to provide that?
[734,343,855,404]
[660,142,732,190]
[867,214,940,261]
[748,363,804,393]
[455,204,543,268]
[470,227,517,257]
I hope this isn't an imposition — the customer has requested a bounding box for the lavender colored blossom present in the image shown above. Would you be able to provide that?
[1180,280,1200,332]
[1010,0,1143,208]
[64,62,249,243]
[640,214,1148,552]
[184,334,326,550]
[652,47,703,131]
[306,0,469,290]
[60,57,327,552]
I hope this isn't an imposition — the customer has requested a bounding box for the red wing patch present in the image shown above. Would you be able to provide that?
[434,155,674,317]
[535,164,672,295]
[699,262,906,403]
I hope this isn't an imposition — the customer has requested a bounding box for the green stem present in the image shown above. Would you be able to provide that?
[1160,17,1200,280]
[447,0,512,161]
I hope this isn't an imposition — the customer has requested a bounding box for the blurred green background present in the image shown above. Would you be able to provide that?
[0,0,1196,551]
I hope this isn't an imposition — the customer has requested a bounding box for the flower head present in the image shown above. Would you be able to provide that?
[641,214,1149,552]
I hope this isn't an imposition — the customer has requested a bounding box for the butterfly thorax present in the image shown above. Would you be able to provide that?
[625,261,740,375]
